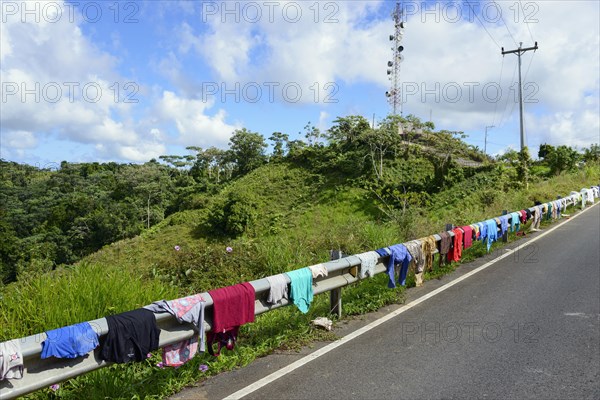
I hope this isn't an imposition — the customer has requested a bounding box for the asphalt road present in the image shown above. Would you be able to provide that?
[175,203,600,400]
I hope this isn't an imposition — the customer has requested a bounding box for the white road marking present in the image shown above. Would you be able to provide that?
[223,202,599,400]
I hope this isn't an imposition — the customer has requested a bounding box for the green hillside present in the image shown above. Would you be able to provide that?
[1,114,599,399]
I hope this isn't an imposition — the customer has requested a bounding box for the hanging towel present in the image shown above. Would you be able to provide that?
[471,224,480,240]
[405,240,424,287]
[41,321,99,359]
[421,236,437,272]
[0,340,23,381]
[357,251,379,279]
[207,283,255,356]
[479,222,488,241]
[266,274,289,304]
[531,205,542,230]
[509,212,520,232]
[285,268,313,313]
[145,293,206,355]
[520,210,527,223]
[438,232,452,255]
[448,228,463,262]
[405,240,425,273]
[485,219,498,252]
[100,308,160,364]
[208,283,255,332]
[162,336,198,368]
[461,226,473,249]
[376,244,412,288]
[499,215,510,236]
[309,264,328,279]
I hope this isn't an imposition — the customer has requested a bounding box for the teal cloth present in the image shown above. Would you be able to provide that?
[285,268,313,314]
[510,212,521,232]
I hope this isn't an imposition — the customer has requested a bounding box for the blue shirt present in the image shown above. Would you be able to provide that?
[477,222,487,241]
[376,244,412,288]
[41,322,99,359]
[285,268,313,314]
[499,215,510,236]
[485,219,498,252]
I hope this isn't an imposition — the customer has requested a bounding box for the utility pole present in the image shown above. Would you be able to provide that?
[484,125,494,154]
[501,42,538,152]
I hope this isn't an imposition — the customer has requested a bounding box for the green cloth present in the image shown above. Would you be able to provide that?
[285,268,313,314]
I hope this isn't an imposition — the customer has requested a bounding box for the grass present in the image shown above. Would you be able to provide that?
[0,262,179,340]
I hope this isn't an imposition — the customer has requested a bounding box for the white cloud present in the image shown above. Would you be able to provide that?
[0,0,241,163]
[528,107,600,149]
[2,131,38,149]
[2,0,598,164]
[156,91,240,148]
[181,1,389,102]
[318,111,329,133]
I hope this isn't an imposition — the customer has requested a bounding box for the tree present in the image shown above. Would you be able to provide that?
[303,122,321,147]
[538,144,580,175]
[159,155,193,172]
[269,132,289,160]
[326,115,371,152]
[516,147,531,188]
[583,144,600,163]
[116,163,175,229]
[538,143,552,159]
[360,126,397,180]
[227,128,268,177]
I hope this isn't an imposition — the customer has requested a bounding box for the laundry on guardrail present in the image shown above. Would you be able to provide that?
[1,185,598,399]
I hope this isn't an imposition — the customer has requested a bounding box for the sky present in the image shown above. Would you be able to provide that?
[1,0,599,168]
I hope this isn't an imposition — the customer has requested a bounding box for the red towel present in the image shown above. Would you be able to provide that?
[208,282,255,333]
[448,228,464,262]
[519,210,527,223]
[461,225,473,249]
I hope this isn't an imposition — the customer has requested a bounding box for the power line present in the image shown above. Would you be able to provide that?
[498,57,518,128]
[465,2,501,49]
[523,49,536,83]
[494,1,519,47]
[519,0,536,43]
[491,55,505,127]
[521,51,536,136]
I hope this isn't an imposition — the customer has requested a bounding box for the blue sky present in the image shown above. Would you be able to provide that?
[1,0,599,167]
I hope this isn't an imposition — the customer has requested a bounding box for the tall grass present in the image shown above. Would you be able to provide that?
[0,262,178,340]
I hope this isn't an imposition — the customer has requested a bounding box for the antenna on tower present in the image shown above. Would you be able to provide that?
[385,2,405,116]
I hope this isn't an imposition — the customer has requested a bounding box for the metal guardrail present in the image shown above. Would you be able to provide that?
[1,188,597,399]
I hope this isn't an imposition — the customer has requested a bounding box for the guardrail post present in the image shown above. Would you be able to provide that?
[502,210,508,242]
[329,250,343,318]
[330,288,342,318]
